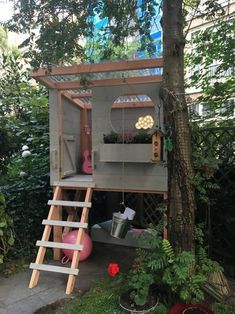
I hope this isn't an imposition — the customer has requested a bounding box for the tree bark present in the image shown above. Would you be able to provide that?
[161,0,196,253]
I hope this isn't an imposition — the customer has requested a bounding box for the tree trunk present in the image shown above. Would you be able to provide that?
[161,0,196,253]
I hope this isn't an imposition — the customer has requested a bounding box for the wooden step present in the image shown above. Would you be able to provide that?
[36,241,83,251]
[54,181,95,188]
[42,219,87,229]
[48,200,91,208]
[30,263,79,275]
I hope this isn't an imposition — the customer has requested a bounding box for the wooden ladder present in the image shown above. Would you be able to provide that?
[28,185,93,294]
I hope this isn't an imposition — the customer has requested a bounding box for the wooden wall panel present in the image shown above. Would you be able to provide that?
[111,107,155,134]
[92,83,167,192]
[49,90,60,185]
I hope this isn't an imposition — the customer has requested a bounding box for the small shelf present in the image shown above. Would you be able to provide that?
[99,143,152,163]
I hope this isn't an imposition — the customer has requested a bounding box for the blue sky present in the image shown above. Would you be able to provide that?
[0,1,13,23]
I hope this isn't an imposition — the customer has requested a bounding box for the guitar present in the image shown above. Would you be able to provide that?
[81,149,92,174]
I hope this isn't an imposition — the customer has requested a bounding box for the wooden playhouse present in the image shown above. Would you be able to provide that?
[28,58,168,294]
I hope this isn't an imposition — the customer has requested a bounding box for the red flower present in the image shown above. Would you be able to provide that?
[107,263,120,277]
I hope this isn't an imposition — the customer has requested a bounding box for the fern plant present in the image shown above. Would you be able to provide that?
[126,222,222,306]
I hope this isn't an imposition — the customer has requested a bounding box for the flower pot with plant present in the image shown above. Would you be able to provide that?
[158,229,223,314]
[101,131,153,163]
[118,224,166,313]
[119,221,223,314]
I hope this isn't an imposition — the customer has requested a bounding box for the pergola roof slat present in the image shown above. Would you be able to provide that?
[55,75,162,90]
[31,58,163,78]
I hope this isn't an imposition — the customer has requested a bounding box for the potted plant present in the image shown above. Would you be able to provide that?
[103,130,152,144]
[119,223,222,314]
[103,131,122,144]
[161,228,223,314]
[133,130,152,144]
[119,225,164,313]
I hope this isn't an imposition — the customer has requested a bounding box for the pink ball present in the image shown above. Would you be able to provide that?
[62,230,93,262]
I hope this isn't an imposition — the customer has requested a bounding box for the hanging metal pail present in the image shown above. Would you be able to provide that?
[110,213,130,239]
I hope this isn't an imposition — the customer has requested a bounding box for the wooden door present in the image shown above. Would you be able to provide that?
[61,134,77,178]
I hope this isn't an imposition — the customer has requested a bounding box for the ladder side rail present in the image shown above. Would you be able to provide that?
[29,186,62,288]
[66,187,93,294]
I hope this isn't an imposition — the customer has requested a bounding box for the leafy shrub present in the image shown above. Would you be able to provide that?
[0,46,51,261]
[127,224,222,306]
[0,193,14,263]
[1,147,51,259]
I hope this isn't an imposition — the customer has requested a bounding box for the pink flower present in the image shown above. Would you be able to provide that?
[107,263,120,277]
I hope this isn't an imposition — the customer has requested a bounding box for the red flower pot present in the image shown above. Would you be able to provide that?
[170,303,213,314]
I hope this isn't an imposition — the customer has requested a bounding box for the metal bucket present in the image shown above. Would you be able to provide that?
[110,213,130,239]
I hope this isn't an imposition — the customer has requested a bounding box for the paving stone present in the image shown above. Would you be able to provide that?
[0,243,135,314]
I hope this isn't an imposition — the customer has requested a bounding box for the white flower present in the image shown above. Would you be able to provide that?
[22,145,29,151]
[19,171,27,177]
[22,150,31,158]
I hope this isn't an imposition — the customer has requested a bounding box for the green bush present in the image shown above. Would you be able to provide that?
[1,149,51,259]
[0,193,14,263]
[0,46,51,261]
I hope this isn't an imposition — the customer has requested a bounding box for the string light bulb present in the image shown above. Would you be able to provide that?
[135,115,154,130]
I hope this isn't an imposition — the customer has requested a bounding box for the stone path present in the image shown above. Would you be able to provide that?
[0,243,135,314]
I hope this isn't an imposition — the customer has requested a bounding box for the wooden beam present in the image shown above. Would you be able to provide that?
[61,91,85,109]
[72,90,160,99]
[31,58,163,78]
[112,101,154,109]
[36,77,57,89]
[56,75,162,90]
[71,92,92,98]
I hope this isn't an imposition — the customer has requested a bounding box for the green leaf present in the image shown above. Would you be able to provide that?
[0,221,6,227]
[165,137,173,152]
[8,233,14,246]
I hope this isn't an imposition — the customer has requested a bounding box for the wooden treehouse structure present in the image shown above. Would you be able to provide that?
[28,57,168,294]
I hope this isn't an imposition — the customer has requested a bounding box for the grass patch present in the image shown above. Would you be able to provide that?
[54,276,168,314]
[38,276,235,314]
[0,258,29,276]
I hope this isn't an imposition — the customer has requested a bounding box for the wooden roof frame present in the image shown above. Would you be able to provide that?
[31,58,163,109]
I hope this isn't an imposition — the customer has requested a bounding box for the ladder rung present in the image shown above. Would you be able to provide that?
[54,181,95,188]
[42,219,88,229]
[30,263,79,275]
[36,241,83,251]
[48,200,91,208]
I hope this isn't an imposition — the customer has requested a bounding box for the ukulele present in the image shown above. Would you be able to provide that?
[81,149,92,174]
[81,119,93,174]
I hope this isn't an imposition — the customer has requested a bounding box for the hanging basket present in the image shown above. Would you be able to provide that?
[110,212,131,239]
